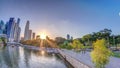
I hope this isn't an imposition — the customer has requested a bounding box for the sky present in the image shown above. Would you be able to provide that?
[0,0,120,39]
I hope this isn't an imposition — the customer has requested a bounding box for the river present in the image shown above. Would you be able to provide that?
[0,45,69,68]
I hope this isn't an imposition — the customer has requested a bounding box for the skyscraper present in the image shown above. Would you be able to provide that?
[14,18,21,42]
[6,18,21,42]
[6,18,15,41]
[28,29,32,40]
[24,21,30,40]
[32,32,35,39]
[67,34,70,40]
[0,20,5,34]
[17,27,21,42]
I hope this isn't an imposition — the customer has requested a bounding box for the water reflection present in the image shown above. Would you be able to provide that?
[0,45,67,68]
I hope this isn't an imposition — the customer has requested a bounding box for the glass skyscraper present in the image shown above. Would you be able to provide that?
[24,21,30,40]
[6,18,21,42]
[0,20,5,34]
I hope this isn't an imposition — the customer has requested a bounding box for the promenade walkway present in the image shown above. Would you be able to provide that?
[61,49,120,68]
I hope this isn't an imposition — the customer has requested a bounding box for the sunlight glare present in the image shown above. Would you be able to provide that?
[40,33,46,39]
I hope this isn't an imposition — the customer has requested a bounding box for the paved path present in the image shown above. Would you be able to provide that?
[62,49,120,68]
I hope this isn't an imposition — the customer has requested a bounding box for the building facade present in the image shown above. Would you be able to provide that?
[28,29,32,40]
[24,21,30,40]
[32,32,35,39]
[0,20,5,34]
[6,18,21,42]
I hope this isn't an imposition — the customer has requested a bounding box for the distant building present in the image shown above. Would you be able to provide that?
[28,29,32,40]
[0,20,5,34]
[6,18,14,41]
[71,36,73,40]
[6,18,21,42]
[0,18,21,42]
[67,34,70,40]
[16,27,21,42]
[24,21,30,40]
[32,32,35,39]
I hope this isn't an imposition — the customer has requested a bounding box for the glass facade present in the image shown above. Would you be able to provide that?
[0,18,21,42]
[0,20,5,34]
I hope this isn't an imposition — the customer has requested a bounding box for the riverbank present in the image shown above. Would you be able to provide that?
[22,45,59,53]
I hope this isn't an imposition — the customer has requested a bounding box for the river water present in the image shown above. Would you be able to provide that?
[0,45,68,68]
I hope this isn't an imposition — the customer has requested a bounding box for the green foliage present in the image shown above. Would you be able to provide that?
[91,39,111,68]
[72,39,84,50]
[0,37,7,46]
[81,28,113,46]
[111,52,120,58]
[21,39,40,46]
[55,37,66,45]
[60,41,73,50]
[0,38,2,43]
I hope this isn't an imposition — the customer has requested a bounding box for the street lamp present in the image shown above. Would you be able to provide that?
[112,35,117,50]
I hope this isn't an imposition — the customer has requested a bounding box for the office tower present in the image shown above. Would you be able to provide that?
[5,18,21,42]
[13,18,21,42]
[17,27,21,42]
[24,21,30,40]
[0,20,5,34]
[28,29,32,40]
[17,18,20,25]
[67,34,70,40]
[71,36,73,40]
[32,32,35,39]
[6,18,16,42]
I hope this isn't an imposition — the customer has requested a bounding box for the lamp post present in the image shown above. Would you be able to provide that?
[113,35,116,50]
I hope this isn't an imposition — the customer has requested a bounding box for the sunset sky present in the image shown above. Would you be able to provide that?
[1,0,120,39]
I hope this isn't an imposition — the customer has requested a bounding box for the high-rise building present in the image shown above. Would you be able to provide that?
[0,20,5,34]
[6,18,15,41]
[17,18,20,25]
[71,36,73,40]
[67,34,70,40]
[24,21,30,40]
[14,18,21,42]
[17,27,21,42]
[32,32,35,39]
[6,18,21,42]
[28,29,32,40]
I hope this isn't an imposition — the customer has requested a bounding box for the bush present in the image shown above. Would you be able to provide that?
[91,39,111,68]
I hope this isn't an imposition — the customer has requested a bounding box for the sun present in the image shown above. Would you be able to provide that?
[40,33,46,39]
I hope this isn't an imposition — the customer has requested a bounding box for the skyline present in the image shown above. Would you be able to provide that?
[1,0,120,39]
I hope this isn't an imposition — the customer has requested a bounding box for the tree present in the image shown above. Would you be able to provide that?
[1,37,7,46]
[82,34,92,46]
[55,37,66,45]
[72,39,84,51]
[91,39,111,68]
[60,40,73,50]
[100,28,112,47]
